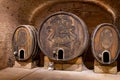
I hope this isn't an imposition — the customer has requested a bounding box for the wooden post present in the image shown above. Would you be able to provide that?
[44,56,83,71]
[94,60,117,74]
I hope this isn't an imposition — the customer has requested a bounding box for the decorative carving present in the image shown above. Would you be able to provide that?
[100,28,113,49]
[47,15,77,50]
[17,30,27,45]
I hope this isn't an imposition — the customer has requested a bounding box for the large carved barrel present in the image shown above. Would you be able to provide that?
[38,11,89,61]
[12,25,38,61]
[92,23,120,64]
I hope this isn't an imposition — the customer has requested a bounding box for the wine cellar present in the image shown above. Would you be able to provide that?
[0,0,120,80]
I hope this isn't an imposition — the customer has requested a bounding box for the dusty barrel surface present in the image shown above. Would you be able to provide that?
[38,11,89,61]
[12,25,38,61]
[92,23,120,64]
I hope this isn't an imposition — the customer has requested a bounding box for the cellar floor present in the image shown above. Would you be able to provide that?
[0,67,120,80]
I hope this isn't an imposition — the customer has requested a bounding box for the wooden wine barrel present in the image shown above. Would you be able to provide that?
[38,11,89,61]
[92,23,120,64]
[12,25,38,61]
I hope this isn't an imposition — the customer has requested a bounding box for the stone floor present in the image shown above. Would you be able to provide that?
[0,67,120,80]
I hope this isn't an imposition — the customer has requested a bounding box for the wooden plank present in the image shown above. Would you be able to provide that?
[13,60,33,69]
[62,57,83,71]
[63,64,82,71]
[94,60,117,74]
[64,57,83,64]
[54,64,63,70]
[44,56,50,69]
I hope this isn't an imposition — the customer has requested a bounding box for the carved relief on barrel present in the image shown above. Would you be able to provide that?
[38,11,89,61]
[92,23,120,64]
[12,25,38,61]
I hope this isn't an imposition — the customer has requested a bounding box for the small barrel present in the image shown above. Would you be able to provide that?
[12,25,38,61]
[38,11,89,61]
[92,23,120,64]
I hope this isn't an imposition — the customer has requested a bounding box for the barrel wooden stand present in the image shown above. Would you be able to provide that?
[13,59,38,69]
[94,60,117,74]
[44,56,83,71]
